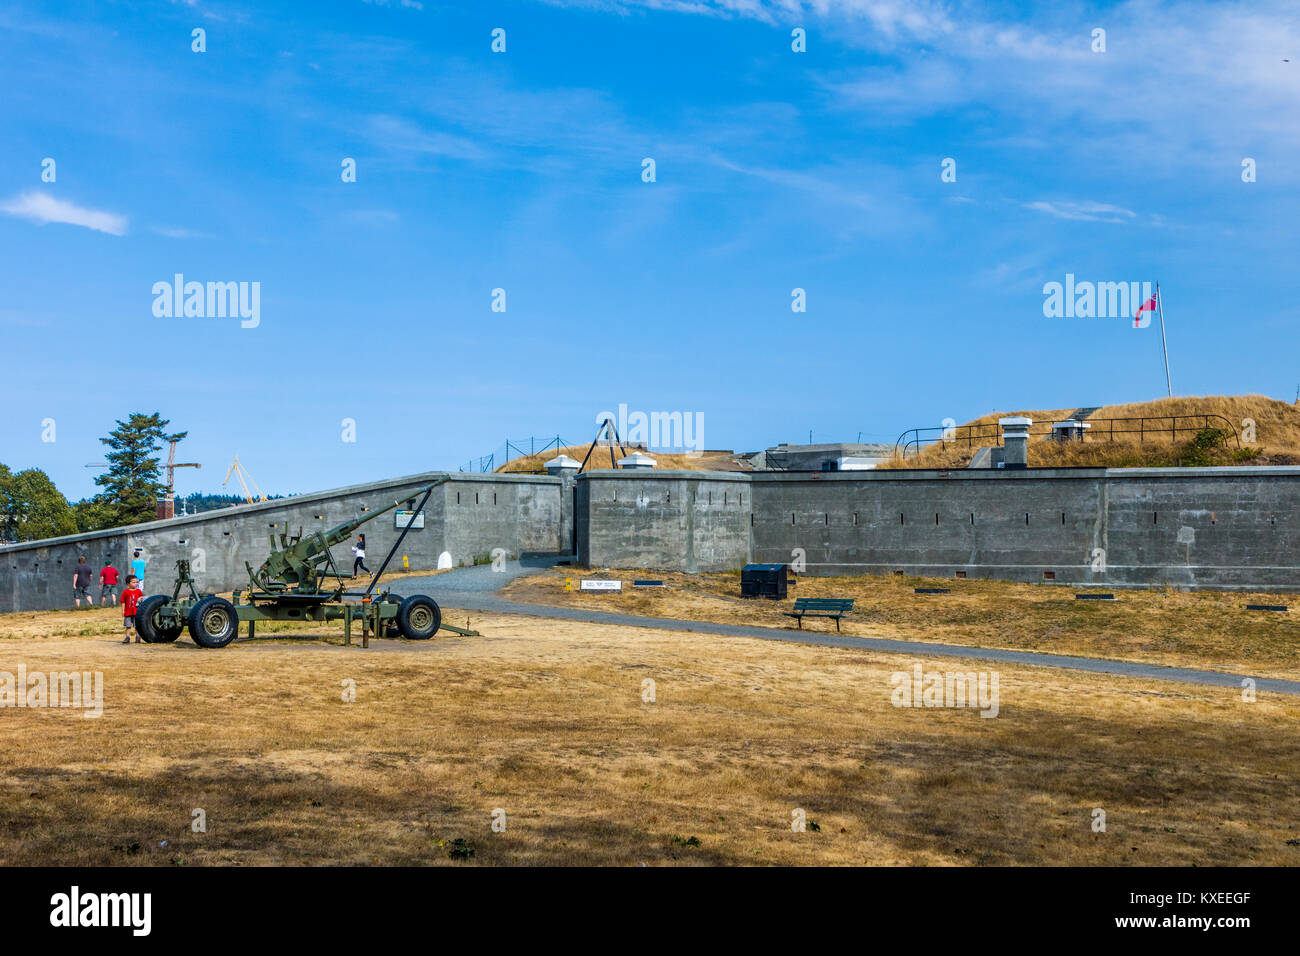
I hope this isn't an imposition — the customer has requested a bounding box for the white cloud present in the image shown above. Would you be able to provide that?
[361,0,424,10]
[365,114,487,160]
[151,226,215,239]
[1,192,127,235]
[539,0,955,35]
[1024,201,1137,224]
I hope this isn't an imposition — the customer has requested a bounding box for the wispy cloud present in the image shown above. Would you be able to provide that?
[1,192,127,235]
[539,0,956,35]
[342,208,401,226]
[1024,200,1137,224]
[565,1,1300,170]
[151,225,214,239]
[361,0,425,10]
[365,114,486,160]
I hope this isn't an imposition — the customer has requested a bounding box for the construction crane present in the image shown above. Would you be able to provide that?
[159,439,201,518]
[224,455,267,504]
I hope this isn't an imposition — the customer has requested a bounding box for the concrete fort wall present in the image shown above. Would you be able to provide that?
[573,466,1298,590]
[0,471,564,613]
[3,464,1296,612]
[748,466,1299,589]
[575,470,753,572]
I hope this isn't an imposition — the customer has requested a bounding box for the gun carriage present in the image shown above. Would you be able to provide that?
[135,477,469,648]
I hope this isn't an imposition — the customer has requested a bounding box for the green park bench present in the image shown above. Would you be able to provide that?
[782,597,855,632]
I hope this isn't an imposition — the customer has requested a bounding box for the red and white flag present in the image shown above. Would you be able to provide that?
[1134,289,1158,328]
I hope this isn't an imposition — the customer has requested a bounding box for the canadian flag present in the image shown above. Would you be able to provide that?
[1134,289,1158,328]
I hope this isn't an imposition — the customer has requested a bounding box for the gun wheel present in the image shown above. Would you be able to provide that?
[397,595,441,640]
[136,595,182,644]
[188,596,240,648]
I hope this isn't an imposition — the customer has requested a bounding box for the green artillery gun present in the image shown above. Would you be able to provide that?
[134,476,472,648]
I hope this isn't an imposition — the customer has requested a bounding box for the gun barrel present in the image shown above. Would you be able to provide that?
[321,476,448,548]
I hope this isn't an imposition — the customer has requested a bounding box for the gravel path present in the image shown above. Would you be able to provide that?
[392,562,1300,696]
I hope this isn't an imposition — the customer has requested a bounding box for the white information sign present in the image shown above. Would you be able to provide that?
[395,510,425,530]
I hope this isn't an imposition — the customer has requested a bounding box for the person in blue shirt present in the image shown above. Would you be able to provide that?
[131,549,147,590]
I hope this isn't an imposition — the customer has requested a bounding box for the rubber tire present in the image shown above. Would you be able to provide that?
[188,595,240,648]
[397,595,440,640]
[136,595,182,644]
[382,595,403,638]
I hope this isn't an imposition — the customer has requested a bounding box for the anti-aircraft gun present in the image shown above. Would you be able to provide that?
[134,476,470,648]
[246,487,426,597]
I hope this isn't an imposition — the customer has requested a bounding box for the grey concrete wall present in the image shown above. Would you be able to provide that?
[0,471,564,612]
[5,464,1297,612]
[0,532,131,613]
[748,466,1300,590]
[576,470,752,572]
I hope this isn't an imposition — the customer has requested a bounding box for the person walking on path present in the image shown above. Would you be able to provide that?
[352,534,370,577]
[72,556,95,607]
[99,561,119,606]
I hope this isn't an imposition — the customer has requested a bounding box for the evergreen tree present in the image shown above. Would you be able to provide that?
[72,496,118,533]
[94,413,186,526]
[0,466,77,541]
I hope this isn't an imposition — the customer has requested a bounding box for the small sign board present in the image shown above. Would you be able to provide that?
[395,510,425,530]
[580,579,622,592]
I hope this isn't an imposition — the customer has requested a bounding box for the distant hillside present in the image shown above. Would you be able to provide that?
[878,395,1300,469]
[497,444,749,474]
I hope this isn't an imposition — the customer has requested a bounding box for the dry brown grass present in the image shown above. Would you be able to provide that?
[879,394,1300,469]
[503,569,1300,682]
[497,444,747,474]
[1,611,1297,866]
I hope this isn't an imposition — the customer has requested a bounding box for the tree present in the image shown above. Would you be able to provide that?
[72,496,119,534]
[0,464,11,541]
[94,413,186,526]
[0,466,77,541]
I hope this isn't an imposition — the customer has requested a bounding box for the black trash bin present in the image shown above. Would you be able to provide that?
[741,563,788,599]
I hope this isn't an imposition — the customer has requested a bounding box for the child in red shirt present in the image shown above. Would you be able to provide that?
[121,576,144,644]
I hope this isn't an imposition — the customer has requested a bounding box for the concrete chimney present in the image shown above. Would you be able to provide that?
[544,454,580,476]
[618,451,657,470]
[999,417,1032,468]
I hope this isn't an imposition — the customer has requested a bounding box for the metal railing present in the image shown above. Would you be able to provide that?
[894,414,1240,458]
[457,435,569,473]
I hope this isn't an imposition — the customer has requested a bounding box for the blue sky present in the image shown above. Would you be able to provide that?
[2,0,1297,499]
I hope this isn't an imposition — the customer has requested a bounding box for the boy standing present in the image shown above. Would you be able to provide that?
[100,561,119,605]
[121,575,144,644]
[72,556,94,608]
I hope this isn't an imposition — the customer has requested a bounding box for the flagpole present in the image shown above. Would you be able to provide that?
[1156,281,1172,397]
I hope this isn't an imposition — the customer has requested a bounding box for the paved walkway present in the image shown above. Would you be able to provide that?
[394,564,1300,696]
